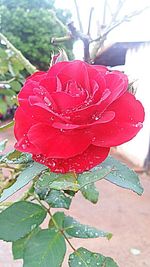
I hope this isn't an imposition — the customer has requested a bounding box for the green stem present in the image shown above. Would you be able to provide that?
[0,33,37,74]
[34,194,76,252]
[0,121,14,131]
[0,77,16,84]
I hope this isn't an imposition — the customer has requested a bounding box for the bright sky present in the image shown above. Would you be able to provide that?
[55,0,150,42]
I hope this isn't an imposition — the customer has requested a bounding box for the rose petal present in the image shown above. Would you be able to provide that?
[52,111,115,130]
[39,77,62,93]
[48,60,91,92]
[33,145,110,173]
[18,80,38,102]
[27,123,91,158]
[92,92,145,147]
[92,65,108,74]
[14,108,40,154]
[26,71,47,82]
[51,91,86,112]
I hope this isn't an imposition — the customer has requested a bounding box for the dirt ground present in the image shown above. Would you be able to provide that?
[0,126,150,267]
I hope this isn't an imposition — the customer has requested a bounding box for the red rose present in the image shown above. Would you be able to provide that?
[14,60,144,173]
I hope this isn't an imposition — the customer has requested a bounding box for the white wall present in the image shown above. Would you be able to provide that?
[118,43,150,166]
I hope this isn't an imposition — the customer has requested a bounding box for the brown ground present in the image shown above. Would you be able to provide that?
[0,126,150,267]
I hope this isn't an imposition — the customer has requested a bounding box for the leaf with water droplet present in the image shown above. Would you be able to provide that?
[0,162,48,202]
[78,182,99,204]
[63,216,112,240]
[49,212,112,240]
[69,247,119,267]
[78,165,112,195]
[101,156,143,195]
[35,172,79,195]
[44,189,72,209]
[0,201,46,241]
[0,149,32,164]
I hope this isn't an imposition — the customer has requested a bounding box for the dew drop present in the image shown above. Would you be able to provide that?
[134,122,142,128]
[44,96,51,106]
[69,254,74,260]
[22,144,27,149]
[31,224,36,230]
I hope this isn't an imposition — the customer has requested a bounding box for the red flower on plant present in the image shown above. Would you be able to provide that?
[14,60,144,173]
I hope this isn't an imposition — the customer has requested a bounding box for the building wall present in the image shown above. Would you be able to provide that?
[118,43,150,166]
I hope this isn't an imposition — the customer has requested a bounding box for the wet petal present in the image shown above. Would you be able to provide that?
[51,91,86,112]
[92,92,145,147]
[52,111,115,130]
[33,145,110,173]
[26,71,47,82]
[27,123,91,158]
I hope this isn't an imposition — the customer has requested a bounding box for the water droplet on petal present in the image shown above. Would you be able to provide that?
[44,96,51,106]
[22,144,27,149]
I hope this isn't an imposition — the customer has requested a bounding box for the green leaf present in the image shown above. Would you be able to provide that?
[78,165,112,189]
[69,247,119,267]
[35,172,79,195]
[10,57,25,74]
[101,156,143,195]
[49,212,112,240]
[0,48,8,59]
[0,201,46,241]
[23,229,66,267]
[49,212,65,229]
[77,166,112,203]
[0,61,8,75]
[45,189,72,209]
[10,80,22,92]
[12,227,40,260]
[79,182,99,204]
[64,216,112,240]
[0,162,47,202]
[0,88,16,96]
[0,139,8,152]
[0,150,32,164]
[0,99,8,114]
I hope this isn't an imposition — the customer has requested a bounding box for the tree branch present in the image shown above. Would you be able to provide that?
[73,0,83,33]
[68,22,91,63]
[87,7,94,35]
[0,33,37,74]
[51,35,72,45]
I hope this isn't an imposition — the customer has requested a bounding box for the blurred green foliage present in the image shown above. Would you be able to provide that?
[0,45,25,118]
[0,0,74,70]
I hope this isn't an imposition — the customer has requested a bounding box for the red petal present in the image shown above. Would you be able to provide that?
[33,145,110,173]
[26,71,47,82]
[48,60,91,92]
[92,65,108,73]
[52,111,115,130]
[51,91,86,112]
[14,108,40,154]
[92,92,145,147]
[39,77,62,93]
[18,81,38,102]
[95,72,128,113]
[27,123,91,158]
